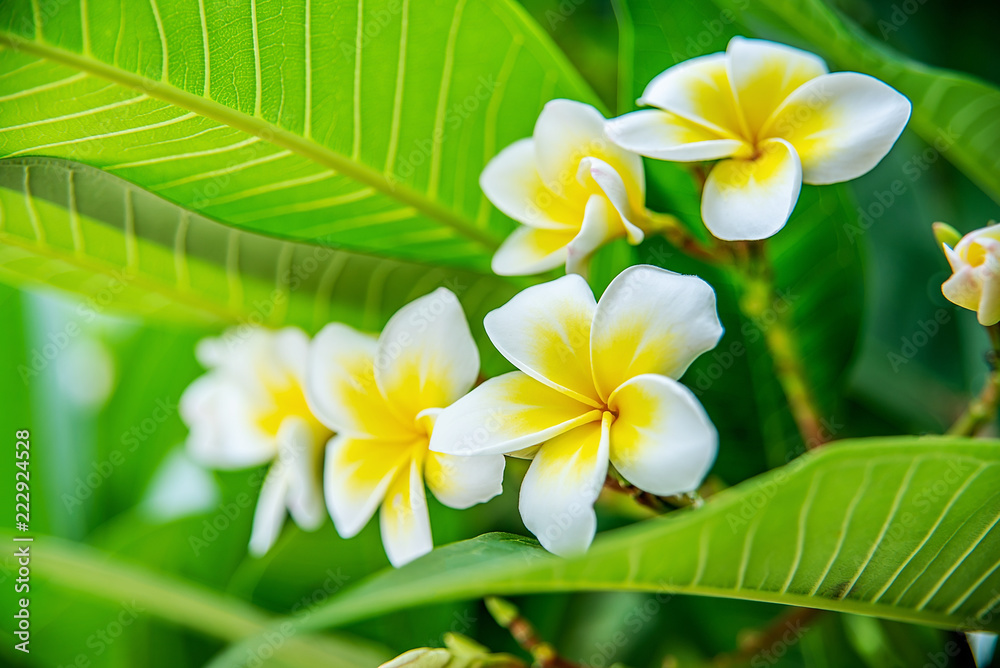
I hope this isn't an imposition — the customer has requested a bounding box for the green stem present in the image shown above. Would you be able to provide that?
[733,244,828,449]
[7,531,384,668]
[642,209,730,265]
[947,324,1000,437]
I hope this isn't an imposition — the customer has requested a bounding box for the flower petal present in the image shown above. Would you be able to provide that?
[380,457,433,567]
[726,37,828,138]
[375,288,480,421]
[425,450,506,509]
[484,274,600,405]
[567,195,632,278]
[180,373,277,468]
[518,413,612,556]
[278,416,325,532]
[491,225,574,277]
[591,265,723,400]
[638,53,744,139]
[480,138,582,230]
[702,138,802,241]
[324,434,412,538]
[583,157,645,242]
[248,464,289,556]
[306,323,412,440]
[608,374,717,496]
[765,72,911,185]
[428,371,601,456]
[533,99,643,201]
[606,109,744,162]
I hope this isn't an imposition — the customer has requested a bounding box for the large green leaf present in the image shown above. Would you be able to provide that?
[0,157,516,339]
[262,438,1000,637]
[708,0,1000,205]
[0,0,596,271]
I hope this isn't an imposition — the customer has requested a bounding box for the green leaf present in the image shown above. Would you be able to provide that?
[272,438,1000,637]
[708,0,1000,205]
[0,157,516,337]
[0,529,391,668]
[0,0,597,270]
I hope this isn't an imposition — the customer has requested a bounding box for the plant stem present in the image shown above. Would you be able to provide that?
[734,243,828,449]
[713,607,823,667]
[948,324,1000,436]
[485,597,580,668]
[642,209,729,265]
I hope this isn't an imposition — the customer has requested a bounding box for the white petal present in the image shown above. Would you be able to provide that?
[324,434,412,538]
[638,53,744,139]
[249,464,290,556]
[306,323,412,440]
[942,266,982,313]
[375,288,480,421]
[480,138,581,230]
[491,226,573,277]
[607,109,744,162]
[519,414,611,557]
[533,99,645,208]
[765,72,911,185]
[608,374,717,496]
[590,265,723,400]
[428,371,600,456]
[567,195,628,278]
[484,273,600,405]
[726,37,828,137]
[180,373,276,469]
[380,457,433,567]
[582,157,645,242]
[425,450,506,509]
[277,416,324,532]
[702,138,802,241]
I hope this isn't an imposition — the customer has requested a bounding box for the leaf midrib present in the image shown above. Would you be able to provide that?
[0,33,504,253]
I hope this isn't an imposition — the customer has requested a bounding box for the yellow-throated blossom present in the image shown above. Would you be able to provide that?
[180,327,329,556]
[607,37,911,241]
[480,99,647,277]
[305,289,505,567]
[429,266,722,556]
[935,222,1000,326]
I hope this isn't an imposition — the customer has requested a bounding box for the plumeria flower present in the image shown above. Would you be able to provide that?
[607,37,911,241]
[935,221,1000,326]
[430,265,722,556]
[480,99,647,277]
[306,289,505,567]
[179,327,330,556]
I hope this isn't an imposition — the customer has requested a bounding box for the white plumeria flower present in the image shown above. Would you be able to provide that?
[935,222,1000,326]
[180,327,329,556]
[306,289,505,567]
[480,99,647,277]
[607,37,911,241]
[430,265,722,556]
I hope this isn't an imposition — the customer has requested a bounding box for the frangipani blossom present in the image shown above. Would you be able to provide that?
[935,222,1000,326]
[481,99,647,277]
[430,266,722,556]
[179,327,329,556]
[305,289,505,567]
[607,37,911,241]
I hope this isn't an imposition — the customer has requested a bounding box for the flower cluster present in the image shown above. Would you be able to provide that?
[179,37,917,568]
[483,37,911,275]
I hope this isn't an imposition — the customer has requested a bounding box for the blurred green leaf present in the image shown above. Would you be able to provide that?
[258,438,1000,643]
[0,529,391,667]
[0,0,597,270]
[0,158,517,336]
